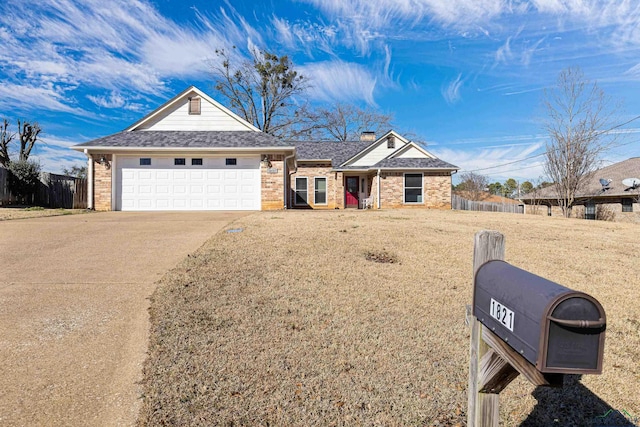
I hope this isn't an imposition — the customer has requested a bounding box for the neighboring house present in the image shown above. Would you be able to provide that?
[72,86,458,211]
[520,157,640,221]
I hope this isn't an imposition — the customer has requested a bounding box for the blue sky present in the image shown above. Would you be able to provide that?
[1,0,640,183]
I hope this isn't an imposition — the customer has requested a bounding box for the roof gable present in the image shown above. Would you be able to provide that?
[126,86,258,132]
[342,130,409,167]
[387,141,435,160]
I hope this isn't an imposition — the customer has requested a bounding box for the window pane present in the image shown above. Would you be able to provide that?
[295,178,308,205]
[191,158,203,166]
[315,178,327,204]
[174,158,186,166]
[139,158,151,166]
[405,174,422,188]
[405,188,421,203]
[622,198,633,212]
[225,158,237,166]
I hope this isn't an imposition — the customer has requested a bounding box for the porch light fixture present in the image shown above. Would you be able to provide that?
[261,155,272,168]
[98,155,111,169]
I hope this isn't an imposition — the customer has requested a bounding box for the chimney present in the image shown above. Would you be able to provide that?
[360,131,376,142]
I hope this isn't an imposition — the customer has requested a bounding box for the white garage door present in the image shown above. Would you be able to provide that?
[116,156,261,211]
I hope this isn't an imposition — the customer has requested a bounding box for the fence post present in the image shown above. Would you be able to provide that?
[467,230,505,427]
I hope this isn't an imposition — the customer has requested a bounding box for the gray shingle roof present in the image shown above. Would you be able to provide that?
[291,141,370,167]
[74,131,292,148]
[290,140,458,170]
[374,157,458,169]
[521,157,640,200]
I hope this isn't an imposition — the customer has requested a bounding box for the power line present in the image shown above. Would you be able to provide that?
[460,114,640,174]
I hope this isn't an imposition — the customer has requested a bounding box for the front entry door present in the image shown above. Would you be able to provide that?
[345,176,359,208]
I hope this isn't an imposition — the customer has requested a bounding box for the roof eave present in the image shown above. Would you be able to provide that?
[72,146,296,152]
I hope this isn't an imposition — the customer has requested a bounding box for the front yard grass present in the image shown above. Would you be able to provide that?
[0,207,89,221]
[138,210,639,426]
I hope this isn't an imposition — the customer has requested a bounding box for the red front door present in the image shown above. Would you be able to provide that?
[345,176,359,208]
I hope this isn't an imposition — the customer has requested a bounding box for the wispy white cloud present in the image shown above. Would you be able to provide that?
[0,0,260,115]
[270,16,337,56]
[86,91,126,109]
[432,140,546,181]
[300,61,377,105]
[30,134,89,173]
[441,74,464,105]
[0,82,89,116]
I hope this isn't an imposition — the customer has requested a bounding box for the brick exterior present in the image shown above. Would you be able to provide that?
[290,163,339,209]
[261,154,286,210]
[289,167,452,210]
[93,154,112,211]
[525,199,640,222]
[378,172,452,209]
[89,151,453,212]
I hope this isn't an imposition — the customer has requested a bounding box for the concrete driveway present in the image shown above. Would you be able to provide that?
[0,211,250,426]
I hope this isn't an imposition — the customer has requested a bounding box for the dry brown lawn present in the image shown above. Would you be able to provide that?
[138,210,639,426]
[0,207,89,221]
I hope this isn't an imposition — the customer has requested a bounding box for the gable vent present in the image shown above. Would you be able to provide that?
[387,135,395,149]
[188,97,201,115]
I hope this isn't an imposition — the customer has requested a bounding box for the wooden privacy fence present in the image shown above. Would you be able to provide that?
[0,167,87,209]
[452,194,524,214]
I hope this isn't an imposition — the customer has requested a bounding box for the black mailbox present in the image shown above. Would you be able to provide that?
[473,260,606,374]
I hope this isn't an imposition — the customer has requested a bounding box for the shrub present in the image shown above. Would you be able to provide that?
[7,160,41,202]
[596,204,616,222]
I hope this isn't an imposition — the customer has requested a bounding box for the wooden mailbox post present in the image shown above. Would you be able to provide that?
[467,230,606,427]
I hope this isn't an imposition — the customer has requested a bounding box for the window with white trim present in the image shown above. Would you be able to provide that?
[295,177,308,205]
[404,173,423,203]
[189,97,201,115]
[314,177,327,205]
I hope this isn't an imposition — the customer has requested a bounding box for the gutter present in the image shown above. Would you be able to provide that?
[283,152,297,209]
[71,146,298,153]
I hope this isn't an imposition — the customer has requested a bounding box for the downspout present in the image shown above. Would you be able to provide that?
[283,152,296,209]
[377,168,381,209]
[84,149,93,210]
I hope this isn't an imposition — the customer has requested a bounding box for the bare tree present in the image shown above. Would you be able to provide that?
[288,103,394,141]
[456,172,489,201]
[543,67,618,217]
[0,119,41,167]
[0,118,14,167]
[211,48,307,137]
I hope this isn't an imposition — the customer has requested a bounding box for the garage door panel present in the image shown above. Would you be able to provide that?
[117,156,261,211]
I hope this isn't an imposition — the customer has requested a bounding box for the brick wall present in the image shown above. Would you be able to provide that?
[525,200,640,223]
[261,154,286,210]
[93,154,112,211]
[290,163,338,209]
[379,172,452,209]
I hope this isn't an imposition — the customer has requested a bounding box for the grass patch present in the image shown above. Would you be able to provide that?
[138,210,639,426]
[23,206,45,211]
